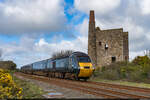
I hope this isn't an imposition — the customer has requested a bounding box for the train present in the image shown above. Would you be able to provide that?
[20,51,94,81]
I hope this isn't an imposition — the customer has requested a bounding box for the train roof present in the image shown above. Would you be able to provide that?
[21,51,88,67]
[51,56,69,60]
[51,51,88,60]
[72,51,88,56]
[21,58,51,68]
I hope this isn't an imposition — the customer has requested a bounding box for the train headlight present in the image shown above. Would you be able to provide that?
[80,66,84,69]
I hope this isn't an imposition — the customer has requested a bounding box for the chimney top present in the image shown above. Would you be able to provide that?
[89,10,95,23]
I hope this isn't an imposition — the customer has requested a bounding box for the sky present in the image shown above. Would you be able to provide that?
[0,0,150,68]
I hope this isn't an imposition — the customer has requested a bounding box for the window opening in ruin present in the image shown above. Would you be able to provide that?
[112,56,116,63]
[99,42,101,46]
[125,56,128,61]
[105,44,108,50]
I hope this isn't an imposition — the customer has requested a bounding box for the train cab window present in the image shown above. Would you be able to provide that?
[112,56,116,63]
[71,56,77,68]
[77,56,91,62]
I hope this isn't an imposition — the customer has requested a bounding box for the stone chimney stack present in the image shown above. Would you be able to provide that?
[88,10,97,67]
[89,10,95,32]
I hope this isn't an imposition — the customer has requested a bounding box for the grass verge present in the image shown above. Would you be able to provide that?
[13,75,46,99]
[90,78,150,89]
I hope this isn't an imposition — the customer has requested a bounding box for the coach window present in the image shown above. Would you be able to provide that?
[49,61,52,68]
[53,61,56,69]
[72,56,75,68]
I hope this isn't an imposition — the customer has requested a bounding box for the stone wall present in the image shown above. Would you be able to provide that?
[88,10,129,67]
[96,28,125,67]
[123,32,129,61]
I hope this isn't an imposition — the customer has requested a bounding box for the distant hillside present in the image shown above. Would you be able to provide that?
[0,61,16,70]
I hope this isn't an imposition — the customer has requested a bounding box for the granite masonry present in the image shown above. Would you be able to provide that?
[88,10,129,67]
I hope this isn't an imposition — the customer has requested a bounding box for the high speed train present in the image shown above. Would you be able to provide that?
[21,52,94,81]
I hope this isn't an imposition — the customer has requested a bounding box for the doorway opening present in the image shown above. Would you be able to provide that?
[112,56,116,63]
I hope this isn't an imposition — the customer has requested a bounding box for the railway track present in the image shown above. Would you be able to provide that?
[15,72,150,99]
[88,81,150,93]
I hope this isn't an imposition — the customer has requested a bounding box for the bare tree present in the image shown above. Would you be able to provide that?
[52,50,74,59]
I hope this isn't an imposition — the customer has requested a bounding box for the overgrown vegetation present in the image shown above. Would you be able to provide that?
[13,76,46,99]
[0,68,45,99]
[0,69,22,99]
[52,50,74,59]
[0,61,17,70]
[93,55,150,83]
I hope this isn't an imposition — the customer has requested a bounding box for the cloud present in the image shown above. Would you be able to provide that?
[0,32,88,68]
[96,16,150,59]
[75,18,88,37]
[73,0,150,61]
[140,0,150,15]
[0,49,2,61]
[35,36,88,55]
[74,0,121,14]
[0,0,66,34]
[129,51,145,61]
[1,0,150,67]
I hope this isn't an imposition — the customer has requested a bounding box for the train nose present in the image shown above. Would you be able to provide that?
[78,62,94,78]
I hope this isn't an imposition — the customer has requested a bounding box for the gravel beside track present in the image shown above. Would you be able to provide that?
[14,73,98,98]
[15,72,150,99]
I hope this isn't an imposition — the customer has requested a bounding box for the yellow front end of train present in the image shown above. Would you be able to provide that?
[78,62,94,78]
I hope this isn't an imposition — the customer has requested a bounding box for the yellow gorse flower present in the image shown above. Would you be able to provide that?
[0,68,22,99]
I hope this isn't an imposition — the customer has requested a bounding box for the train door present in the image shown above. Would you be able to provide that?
[45,60,48,70]
[69,56,73,72]
[53,61,56,70]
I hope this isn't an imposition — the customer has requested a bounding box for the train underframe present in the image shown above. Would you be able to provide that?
[21,70,89,81]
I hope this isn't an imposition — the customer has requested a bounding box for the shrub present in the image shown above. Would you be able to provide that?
[0,69,22,99]
[93,56,150,83]
[0,61,17,70]
[132,55,150,66]
[100,70,120,80]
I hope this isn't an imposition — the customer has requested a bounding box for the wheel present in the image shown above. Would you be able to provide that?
[53,72,55,78]
[46,73,49,77]
[62,73,65,79]
[74,74,79,81]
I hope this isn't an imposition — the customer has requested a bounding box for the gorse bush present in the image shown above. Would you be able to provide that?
[132,55,150,66]
[0,69,22,99]
[94,55,150,83]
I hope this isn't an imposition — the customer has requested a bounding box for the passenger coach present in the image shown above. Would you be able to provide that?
[21,52,94,81]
